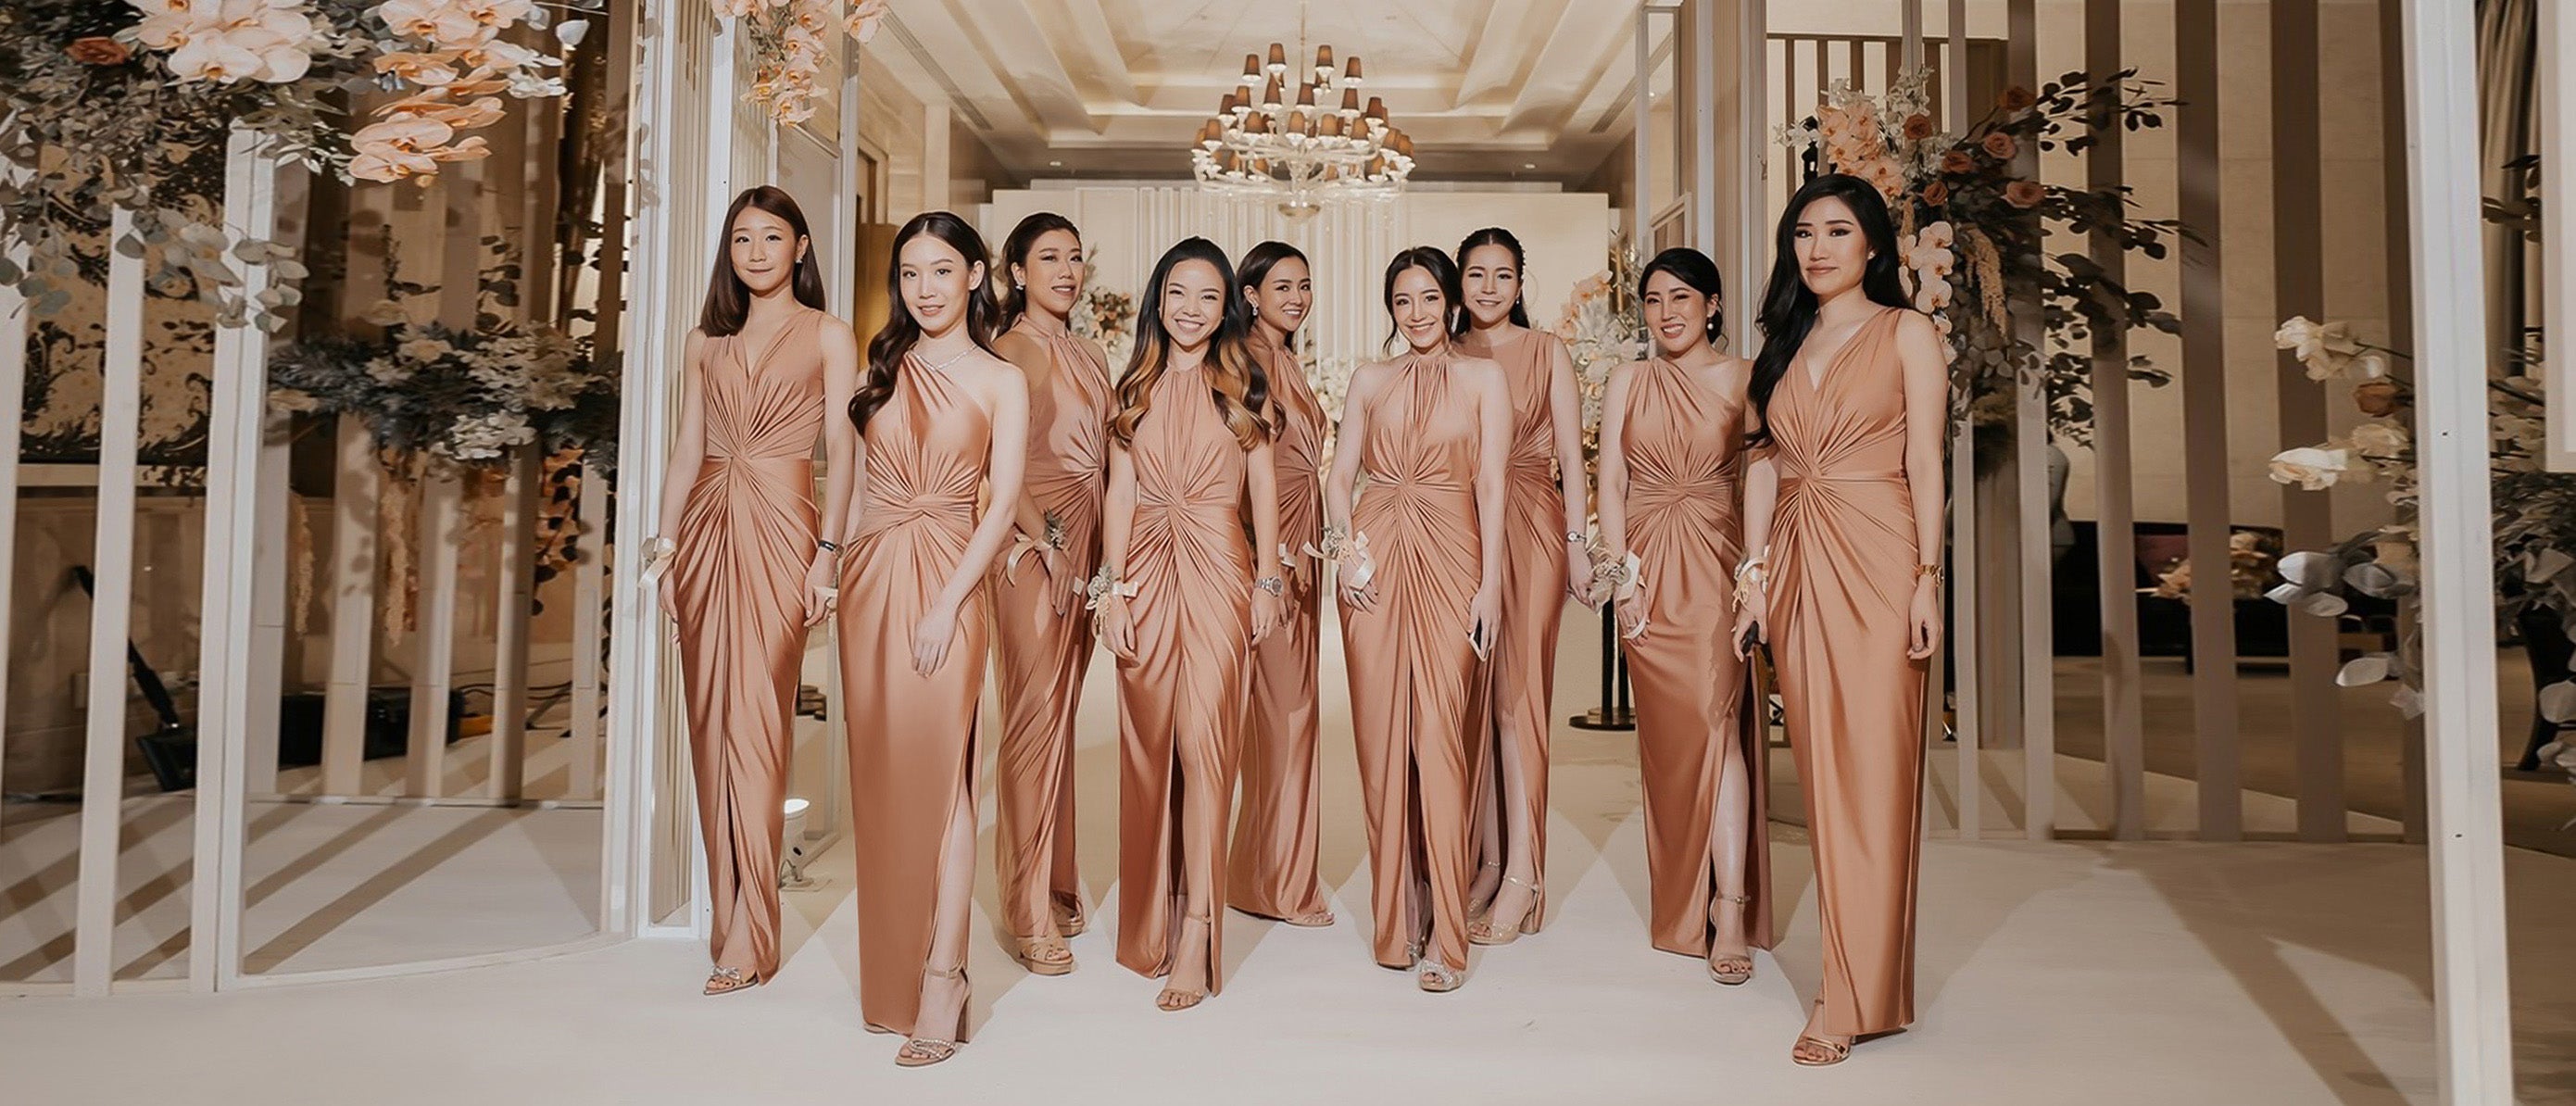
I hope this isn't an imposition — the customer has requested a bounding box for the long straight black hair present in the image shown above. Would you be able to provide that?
[698,186,828,336]
[1746,173,1908,444]
[1638,246,1726,349]
[996,210,1080,333]
[1111,237,1271,451]
[1451,226,1532,333]
[1382,245,1463,353]
[849,210,999,433]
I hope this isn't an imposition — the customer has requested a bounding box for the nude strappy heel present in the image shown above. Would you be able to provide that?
[1707,893,1754,986]
[896,964,967,1068]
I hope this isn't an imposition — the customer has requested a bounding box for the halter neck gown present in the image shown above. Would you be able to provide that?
[1341,351,1488,974]
[1112,364,1257,992]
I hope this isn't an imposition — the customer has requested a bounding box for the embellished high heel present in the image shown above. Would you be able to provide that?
[701,965,761,996]
[896,964,967,1068]
[1414,955,1464,993]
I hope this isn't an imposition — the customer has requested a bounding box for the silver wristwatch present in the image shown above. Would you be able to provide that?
[1252,575,1286,597]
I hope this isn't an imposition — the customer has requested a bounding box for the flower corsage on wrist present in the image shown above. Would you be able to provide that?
[1084,565,1138,611]
[1730,547,1772,611]
[1592,549,1648,638]
[639,536,678,587]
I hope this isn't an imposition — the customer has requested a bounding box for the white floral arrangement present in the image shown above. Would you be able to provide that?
[719,0,883,124]
[1069,266,1136,366]
[1553,234,1646,470]
[2264,314,2576,744]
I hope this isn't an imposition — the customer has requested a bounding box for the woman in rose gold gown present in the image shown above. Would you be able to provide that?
[1732,175,1949,1066]
[1595,248,1772,986]
[837,212,1029,1068]
[1097,238,1285,1011]
[653,186,859,997]
[988,213,1111,974]
[1324,246,1510,992]
[1451,228,1590,944]
[1227,241,1335,928]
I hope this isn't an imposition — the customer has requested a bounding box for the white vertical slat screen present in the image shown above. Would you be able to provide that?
[2085,0,2146,841]
[2175,0,2243,841]
[0,166,25,815]
[1944,0,1982,838]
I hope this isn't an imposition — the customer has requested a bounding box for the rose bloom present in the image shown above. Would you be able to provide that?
[1981,131,2018,160]
[1941,149,1976,174]
[68,36,134,65]
[2351,379,2403,416]
[2004,180,2046,208]
[1902,113,1934,141]
[1922,180,1950,207]
[1999,85,2037,111]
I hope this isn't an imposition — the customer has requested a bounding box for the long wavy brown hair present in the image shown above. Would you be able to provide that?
[1110,237,1271,451]
[848,211,999,433]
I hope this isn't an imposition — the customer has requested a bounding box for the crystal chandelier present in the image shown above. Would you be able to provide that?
[1190,32,1416,218]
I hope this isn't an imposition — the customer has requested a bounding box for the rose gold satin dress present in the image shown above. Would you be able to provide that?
[1618,358,1775,958]
[839,358,995,1041]
[672,308,825,982]
[1456,326,1566,927]
[1768,307,1927,1037]
[1112,367,1254,991]
[1228,333,1331,923]
[1341,353,1486,974]
[993,320,1111,940]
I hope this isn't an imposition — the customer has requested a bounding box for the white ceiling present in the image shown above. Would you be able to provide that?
[863,0,1645,184]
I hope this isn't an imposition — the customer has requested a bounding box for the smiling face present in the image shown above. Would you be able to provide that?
[1792,195,1869,301]
[1459,243,1521,328]
[729,207,807,298]
[1641,270,1713,358]
[1159,258,1226,353]
[898,233,983,338]
[1013,228,1084,321]
[1390,264,1451,353]
[1247,255,1312,339]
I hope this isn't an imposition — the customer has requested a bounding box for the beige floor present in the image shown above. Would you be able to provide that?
[4,606,2572,1102]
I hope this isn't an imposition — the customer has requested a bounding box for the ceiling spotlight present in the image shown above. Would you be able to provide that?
[1049,160,1063,167]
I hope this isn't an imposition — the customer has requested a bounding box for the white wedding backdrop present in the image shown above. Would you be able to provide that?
[0,2,2558,1102]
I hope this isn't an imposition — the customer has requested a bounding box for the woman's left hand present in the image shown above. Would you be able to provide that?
[1250,589,1283,647]
[1907,578,1941,660]
[911,598,961,675]
[803,558,838,627]
[1466,584,1501,660]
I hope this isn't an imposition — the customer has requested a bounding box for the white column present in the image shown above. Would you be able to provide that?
[74,208,147,997]
[2398,4,2515,1100]
[198,131,281,990]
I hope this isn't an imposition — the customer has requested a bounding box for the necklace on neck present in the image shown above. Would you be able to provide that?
[916,341,975,372]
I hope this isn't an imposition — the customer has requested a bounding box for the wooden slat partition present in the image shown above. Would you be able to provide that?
[2175,0,2243,840]
[2087,0,2146,840]
[2271,0,2346,842]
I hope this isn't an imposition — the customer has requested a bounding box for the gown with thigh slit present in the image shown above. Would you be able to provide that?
[992,319,1111,939]
[1112,365,1255,991]
[1229,333,1331,923]
[672,308,826,983]
[1767,307,1928,1037]
[1341,352,1486,974]
[1455,326,1566,928]
[839,357,995,1040]
[1617,357,1776,958]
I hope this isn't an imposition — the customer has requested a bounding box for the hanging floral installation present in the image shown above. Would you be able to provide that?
[0,0,593,328]
[1777,68,2187,446]
[719,0,886,124]
[1069,263,1137,367]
